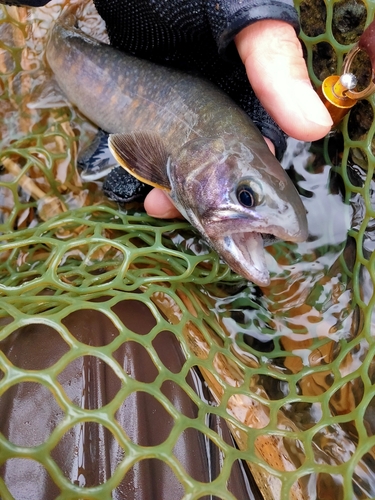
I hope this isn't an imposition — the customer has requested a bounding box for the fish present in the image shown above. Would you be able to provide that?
[46,10,308,286]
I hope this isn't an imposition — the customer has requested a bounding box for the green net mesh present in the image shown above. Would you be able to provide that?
[1,1,375,499]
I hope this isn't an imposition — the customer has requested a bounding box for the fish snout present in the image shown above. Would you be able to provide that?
[268,202,308,243]
[285,201,308,243]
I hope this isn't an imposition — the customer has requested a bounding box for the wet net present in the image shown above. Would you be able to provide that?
[0,1,374,499]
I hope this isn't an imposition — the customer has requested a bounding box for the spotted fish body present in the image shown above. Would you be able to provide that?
[47,11,308,286]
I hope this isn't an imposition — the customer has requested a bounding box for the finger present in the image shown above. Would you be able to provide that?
[263,136,275,155]
[144,188,182,218]
[235,20,333,142]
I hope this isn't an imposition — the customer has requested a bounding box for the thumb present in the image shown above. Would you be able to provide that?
[235,20,333,141]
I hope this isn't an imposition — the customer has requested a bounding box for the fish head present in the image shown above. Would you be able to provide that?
[169,135,308,286]
[108,131,308,286]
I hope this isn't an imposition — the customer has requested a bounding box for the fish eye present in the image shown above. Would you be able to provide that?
[236,180,263,208]
[237,186,256,207]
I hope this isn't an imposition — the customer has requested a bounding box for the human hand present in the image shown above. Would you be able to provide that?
[144,19,333,219]
[234,19,332,141]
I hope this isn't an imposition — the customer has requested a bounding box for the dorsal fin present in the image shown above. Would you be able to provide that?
[108,132,171,190]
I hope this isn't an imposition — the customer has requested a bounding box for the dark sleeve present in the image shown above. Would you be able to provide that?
[93,0,300,159]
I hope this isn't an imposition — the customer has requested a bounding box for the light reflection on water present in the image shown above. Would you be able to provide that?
[199,137,375,497]
[211,137,353,342]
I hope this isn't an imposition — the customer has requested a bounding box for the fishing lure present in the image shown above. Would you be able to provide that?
[319,19,375,126]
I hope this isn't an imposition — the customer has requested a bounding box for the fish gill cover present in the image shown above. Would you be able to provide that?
[0,1,374,499]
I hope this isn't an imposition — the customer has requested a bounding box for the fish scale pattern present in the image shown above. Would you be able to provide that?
[0,1,375,499]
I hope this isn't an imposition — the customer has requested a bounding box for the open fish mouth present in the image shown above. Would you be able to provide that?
[204,205,307,285]
[216,231,274,286]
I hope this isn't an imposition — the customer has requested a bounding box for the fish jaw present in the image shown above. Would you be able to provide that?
[195,217,274,286]
[213,231,270,286]
[196,203,306,285]
[203,196,308,244]
[170,201,273,286]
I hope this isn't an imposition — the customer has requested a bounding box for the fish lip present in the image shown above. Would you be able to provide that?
[197,195,309,283]
[203,213,306,285]
[210,230,271,286]
[204,209,308,244]
[206,221,302,245]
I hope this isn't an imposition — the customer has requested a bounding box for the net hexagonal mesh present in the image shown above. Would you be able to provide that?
[0,1,374,499]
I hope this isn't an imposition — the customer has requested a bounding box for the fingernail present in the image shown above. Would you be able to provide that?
[298,80,333,127]
[147,208,180,218]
